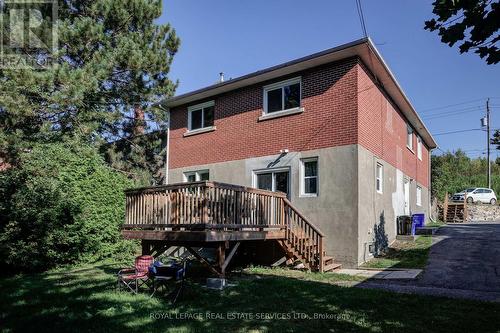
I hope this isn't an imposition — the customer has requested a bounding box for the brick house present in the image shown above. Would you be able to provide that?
[160,38,437,267]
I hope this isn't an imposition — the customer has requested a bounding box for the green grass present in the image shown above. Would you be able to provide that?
[425,221,446,228]
[243,266,368,282]
[1,261,499,333]
[362,236,433,269]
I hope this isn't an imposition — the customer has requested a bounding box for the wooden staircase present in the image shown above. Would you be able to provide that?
[443,193,467,223]
[276,198,341,272]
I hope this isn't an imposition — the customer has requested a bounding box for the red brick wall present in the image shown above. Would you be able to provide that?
[357,63,429,187]
[169,58,359,169]
[169,57,429,188]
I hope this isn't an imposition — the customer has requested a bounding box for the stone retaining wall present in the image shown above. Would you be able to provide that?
[466,204,500,222]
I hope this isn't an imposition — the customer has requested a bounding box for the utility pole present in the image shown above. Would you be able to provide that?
[487,98,491,189]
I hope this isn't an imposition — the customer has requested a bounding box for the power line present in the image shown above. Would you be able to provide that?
[423,107,485,120]
[462,149,488,153]
[355,0,368,38]
[432,128,483,136]
[418,97,500,114]
[418,98,487,114]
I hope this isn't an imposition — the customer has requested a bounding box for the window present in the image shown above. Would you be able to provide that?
[417,136,422,160]
[264,77,301,114]
[300,158,318,196]
[406,124,413,150]
[376,163,383,194]
[255,169,290,198]
[183,170,209,182]
[416,186,422,206]
[188,101,215,131]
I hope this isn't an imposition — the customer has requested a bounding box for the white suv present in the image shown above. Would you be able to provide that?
[452,188,497,205]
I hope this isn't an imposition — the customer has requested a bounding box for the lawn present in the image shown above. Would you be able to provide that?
[361,236,432,269]
[1,261,499,333]
[425,221,446,228]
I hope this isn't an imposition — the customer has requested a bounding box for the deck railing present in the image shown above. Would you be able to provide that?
[123,181,324,270]
[124,181,288,230]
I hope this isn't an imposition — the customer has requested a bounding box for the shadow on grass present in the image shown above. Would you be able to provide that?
[0,263,499,333]
[362,235,433,270]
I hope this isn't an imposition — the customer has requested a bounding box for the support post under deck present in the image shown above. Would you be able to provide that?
[141,240,152,255]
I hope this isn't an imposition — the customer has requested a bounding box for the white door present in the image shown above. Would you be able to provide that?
[404,179,410,215]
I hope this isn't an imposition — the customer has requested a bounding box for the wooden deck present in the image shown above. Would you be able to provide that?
[122,181,338,275]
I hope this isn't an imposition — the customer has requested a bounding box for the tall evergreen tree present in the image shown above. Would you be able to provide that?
[0,0,180,182]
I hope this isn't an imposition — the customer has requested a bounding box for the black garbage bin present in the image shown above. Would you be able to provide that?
[397,215,412,235]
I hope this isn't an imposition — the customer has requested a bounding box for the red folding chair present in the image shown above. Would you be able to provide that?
[117,255,154,294]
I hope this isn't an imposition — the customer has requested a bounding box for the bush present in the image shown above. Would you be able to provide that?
[0,142,136,271]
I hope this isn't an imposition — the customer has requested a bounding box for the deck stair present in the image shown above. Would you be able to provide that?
[122,181,340,274]
[443,193,467,223]
[276,228,340,272]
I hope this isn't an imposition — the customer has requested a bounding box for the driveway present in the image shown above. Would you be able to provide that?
[356,222,500,302]
[418,222,500,292]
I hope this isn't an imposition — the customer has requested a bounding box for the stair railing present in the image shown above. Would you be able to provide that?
[283,198,325,272]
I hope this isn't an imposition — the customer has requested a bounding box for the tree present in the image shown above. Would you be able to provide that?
[431,149,500,201]
[0,0,180,180]
[0,141,135,271]
[100,130,167,185]
[424,0,500,64]
[491,128,500,148]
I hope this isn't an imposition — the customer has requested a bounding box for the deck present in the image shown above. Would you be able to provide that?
[122,181,333,275]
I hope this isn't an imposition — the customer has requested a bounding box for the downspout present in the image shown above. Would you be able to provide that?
[156,103,170,185]
[165,108,170,185]
[428,148,436,223]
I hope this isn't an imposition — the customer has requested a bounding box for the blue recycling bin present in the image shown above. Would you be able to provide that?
[411,214,425,235]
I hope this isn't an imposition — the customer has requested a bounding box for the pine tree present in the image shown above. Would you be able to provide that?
[0,0,180,181]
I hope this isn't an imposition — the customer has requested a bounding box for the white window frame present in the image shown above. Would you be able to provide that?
[300,157,319,197]
[417,135,422,160]
[416,185,422,206]
[187,100,215,132]
[252,167,291,198]
[376,163,383,194]
[263,77,302,116]
[406,124,413,151]
[183,169,209,182]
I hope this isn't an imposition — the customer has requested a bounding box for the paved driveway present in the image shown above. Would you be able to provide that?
[418,222,500,292]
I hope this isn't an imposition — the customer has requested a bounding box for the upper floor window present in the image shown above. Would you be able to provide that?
[264,77,301,114]
[183,170,209,182]
[300,157,318,196]
[406,124,413,151]
[417,136,422,160]
[188,101,214,131]
[376,163,383,194]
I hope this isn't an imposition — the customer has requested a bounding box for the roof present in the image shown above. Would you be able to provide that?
[162,38,437,149]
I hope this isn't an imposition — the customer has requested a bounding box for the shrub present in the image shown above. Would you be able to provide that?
[0,142,136,271]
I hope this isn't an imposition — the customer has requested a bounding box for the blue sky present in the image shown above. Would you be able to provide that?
[160,0,500,157]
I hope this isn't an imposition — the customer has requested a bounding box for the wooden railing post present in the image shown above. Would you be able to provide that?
[202,185,209,224]
[318,236,324,273]
[443,192,449,222]
[463,191,467,222]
